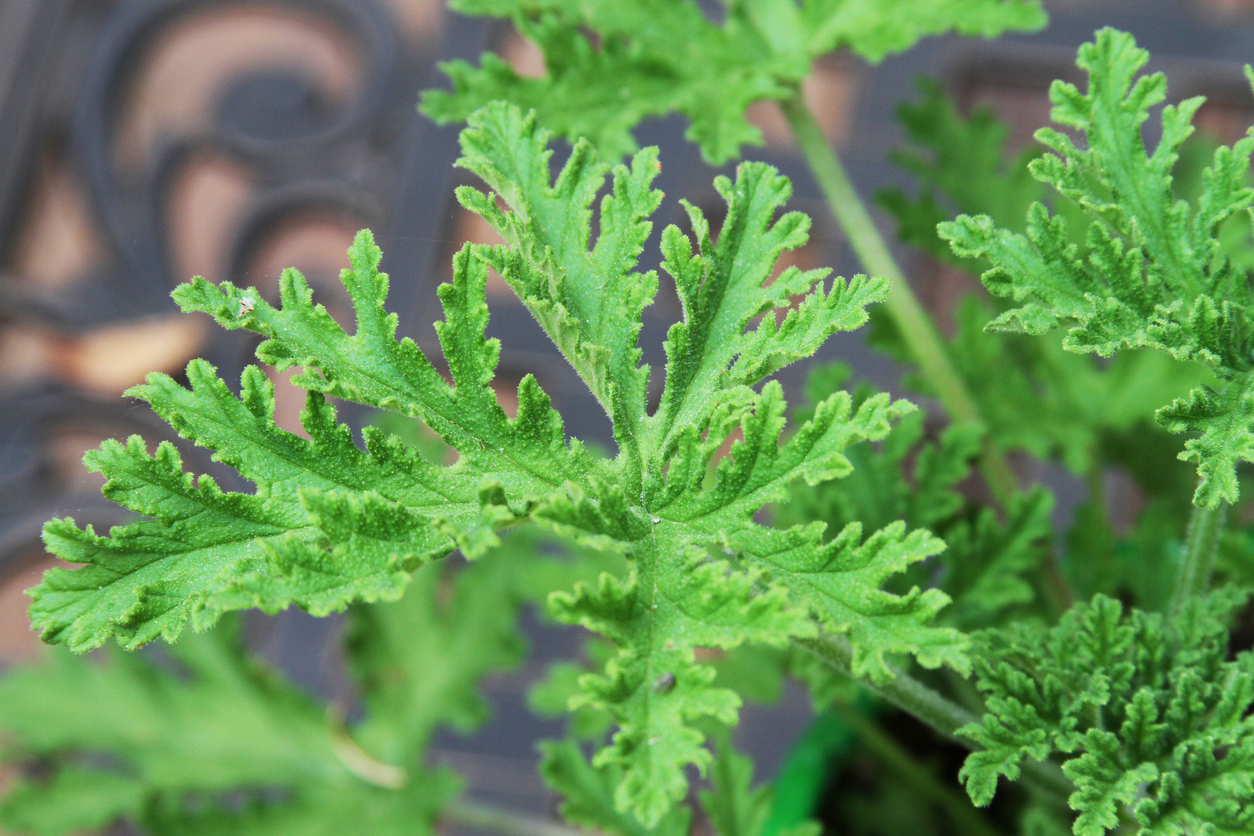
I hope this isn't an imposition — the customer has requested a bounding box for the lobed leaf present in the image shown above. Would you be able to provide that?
[423,0,1045,164]
[5,552,526,836]
[31,362,480,651]
[938,29,1254,505]
[959,592,1254,835]
[33,102,960,823]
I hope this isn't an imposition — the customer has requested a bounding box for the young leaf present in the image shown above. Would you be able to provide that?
[939,29,1254,506]
[32,103,965,824]
[422,0,1046,164]
[959,591,1254,835]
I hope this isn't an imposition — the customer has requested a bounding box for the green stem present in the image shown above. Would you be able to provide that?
[797,633,1074,807]
[796,635,977,737]
[779,93,1020,509]
[829,702,1003,836]
[447,798,587,836]
[1039,554,1076,616]
[943,666,987,715]
[1170,497,1228,616]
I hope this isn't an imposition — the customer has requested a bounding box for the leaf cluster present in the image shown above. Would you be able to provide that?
[960,592,1254,836]
[26,100,971,825]
[423,0,1045,164]
[10,10,1254,836]
[877,78,1207,481]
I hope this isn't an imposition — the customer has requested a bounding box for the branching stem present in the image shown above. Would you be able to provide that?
[797,634,976,737]
[1170,497,1227,616]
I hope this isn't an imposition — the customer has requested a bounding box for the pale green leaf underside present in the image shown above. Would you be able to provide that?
[423,0,1045,163]
[34,102,963,825]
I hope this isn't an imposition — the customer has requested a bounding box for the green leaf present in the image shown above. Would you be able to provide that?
[775,371,982,536]
[34,103,962,824]
[539,739,692,836]
[4,552,527,835]
[876,79,1207,481]
[940,488,1052,627]
[700,733,821,836]
[878,77,1045,264]
[35,435,287,651]
[959,592,1254,835]
[938,29,1254,505]
[701,737,773,836]
[422,0,1045,164]
[455,107,660,471]
[0,623,357,834]
[776,371,1051,630]
[145,777,459,836]
[347,550,527,764]
[539,727,822,836]
[0,770,146,836]
[32,362,475,651]
[1157,375,1254,509]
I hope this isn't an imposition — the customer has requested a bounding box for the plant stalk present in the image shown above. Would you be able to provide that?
[797,635,977,738]
[798,633,1074,807]
[829,701,1002,836]
[447,798,588,836]
[1170,497,1228,616]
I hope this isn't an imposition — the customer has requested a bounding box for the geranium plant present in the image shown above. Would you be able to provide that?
[3,3,1253,835]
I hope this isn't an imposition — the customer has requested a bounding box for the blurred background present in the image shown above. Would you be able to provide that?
[2,0,1254,818]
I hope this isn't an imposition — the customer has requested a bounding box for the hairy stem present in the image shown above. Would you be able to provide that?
[779,93,1019,508]
[830,702,1002,836]
[1170,497,1228,616]
[447,798,587,836]
[798,633,1074,806]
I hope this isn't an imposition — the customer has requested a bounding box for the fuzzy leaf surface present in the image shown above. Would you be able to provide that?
[32,362,479,650]
[879,78,1206,478]
[776,371,1050,629]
